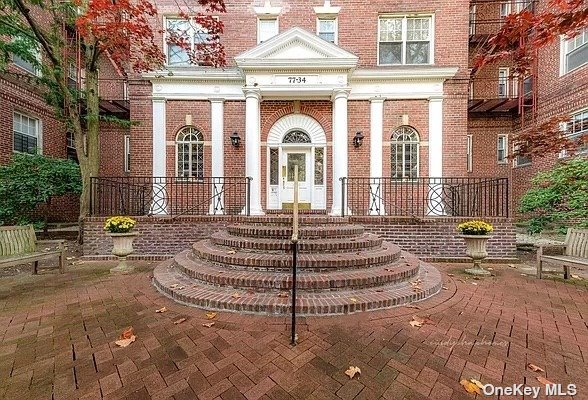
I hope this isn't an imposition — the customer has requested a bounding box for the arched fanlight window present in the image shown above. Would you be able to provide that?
[176,126,204,178]
[391,126,420,179]
[282,130,311,144]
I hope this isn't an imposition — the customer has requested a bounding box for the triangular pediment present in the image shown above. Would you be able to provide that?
[235,27,358,69]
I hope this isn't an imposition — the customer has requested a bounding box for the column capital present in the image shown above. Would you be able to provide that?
[331,88,351,101]
[209,98,225,103]
[428,96,444,102]
[243,88,261,100]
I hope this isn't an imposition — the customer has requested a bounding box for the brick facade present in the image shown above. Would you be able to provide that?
[82,216,516,260]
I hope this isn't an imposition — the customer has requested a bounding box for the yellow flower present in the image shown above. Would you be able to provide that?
[104,216,137,233]
[457,220,493,235]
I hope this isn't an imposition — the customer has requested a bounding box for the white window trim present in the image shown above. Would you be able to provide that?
[390,126,420,179]
[466,134,473,173]
[560,107,588,157]
[11,38,41,76]
[559,31,588,76]
[498,67,509,98]
[163,15,218,66]
[124,135,131,173]
[175,127,205,179]
[497,134,508,164]
[316,17,338,44]
[377,14,435,66]
[12,112,42,154]
[499,1,511,18]
[257,17,279,44]
[513,143,531,167]
[469,5,476,36]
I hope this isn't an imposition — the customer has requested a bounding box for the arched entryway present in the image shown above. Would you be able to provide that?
[266,114,327,210]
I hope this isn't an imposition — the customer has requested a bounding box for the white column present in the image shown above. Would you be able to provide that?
[151,98,168,215]
[210,99,224,214]
[244,89,264,215]
[427,96,445,216]
[369,98,385,215]
[330,89,350,216]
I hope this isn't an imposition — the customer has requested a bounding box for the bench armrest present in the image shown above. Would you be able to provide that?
[537,244,566,256]
[37,240,65,251]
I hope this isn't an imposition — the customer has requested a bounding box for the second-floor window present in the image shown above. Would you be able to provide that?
[11,37,40,75]
[66,132,78,163]
[379,16,432,65]
[568,108,588,154]
[500,1,511,18]
[166,18,210,66]
[498,67,509,98]
[258,18,278,43]
[562,29,588,74]
[318,18,337,43]
[497,135,508,163]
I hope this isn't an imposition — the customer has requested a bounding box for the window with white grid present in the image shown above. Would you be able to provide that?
[176,127,204,179]
[318,18,337,43]
[166,18,211,66]
[497,135,508,163]
[13,112,40,154]
[379,16,432,65]
[391,126,420,179]
[258,18,278,43]
[568,108,588,154]
[562,29,588,74]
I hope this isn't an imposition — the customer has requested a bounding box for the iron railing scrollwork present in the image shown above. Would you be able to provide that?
[343,177,509,217]
[90,176,252,216]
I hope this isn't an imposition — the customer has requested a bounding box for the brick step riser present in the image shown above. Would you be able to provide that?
[226,226,365,239]
[190,247,401,270]
[171,260,419,291]
[209,236,383,253]
[153,277,442,316]
[237,217,350,224]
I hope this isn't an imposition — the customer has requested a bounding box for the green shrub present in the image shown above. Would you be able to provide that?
[519,157,588,233]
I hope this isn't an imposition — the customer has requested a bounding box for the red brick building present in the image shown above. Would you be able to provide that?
[2,0,585,220]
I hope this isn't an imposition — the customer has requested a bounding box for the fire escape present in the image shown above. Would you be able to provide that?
[468,0,538,121]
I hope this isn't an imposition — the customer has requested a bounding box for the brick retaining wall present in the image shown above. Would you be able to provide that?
[82,216,517,261]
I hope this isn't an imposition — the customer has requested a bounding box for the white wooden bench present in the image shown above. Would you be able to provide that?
[537,228,588,279]
[0,225,65,274]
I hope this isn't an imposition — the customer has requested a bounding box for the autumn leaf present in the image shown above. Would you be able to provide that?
[470,379,484,389]
[460,379,481,394]
[119,327,134,340]
[536,376,554,385]
[155,307,167,313]
[349,298,358,303]
[115,335,136,347]
[206,312,217,320]
[173,318,187,325]
[202,322,215,328]
[527,363,545,372]
[231,292,241,299]
[227,250,236,254]
[410,315,434,327]
[344,366,361,379]
[277,292,289,298]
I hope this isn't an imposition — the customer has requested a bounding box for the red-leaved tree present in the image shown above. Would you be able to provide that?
[0,0,226,225]
[473,0,588,157]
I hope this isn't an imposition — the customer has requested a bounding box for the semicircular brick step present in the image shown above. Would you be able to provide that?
[192,240,401,271]
[227,224,364,239]
[210,231,383,253]
[170,250,419,291]
[153,259,442,315]
[152,217,443,315]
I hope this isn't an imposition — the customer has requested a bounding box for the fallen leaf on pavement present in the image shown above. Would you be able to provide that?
[527,363,545,372]
[277,292,289,298]
[206,312,217,320]
[345,366,361,379]
[173,318,187,324]
[155,307,167,313]
[202,322,215,328]
[470,379,484,389]
[115,336,136,347]
[536,376,554,385]
[349,298,358,303]
[410,315,434,327]
[119,327,134,340]
[232,292,241,299]
[460,379,481,394]
[227,250,236,254]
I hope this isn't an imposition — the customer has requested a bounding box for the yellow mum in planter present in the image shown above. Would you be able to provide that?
[457,220,493,235]
[104,216,137,233]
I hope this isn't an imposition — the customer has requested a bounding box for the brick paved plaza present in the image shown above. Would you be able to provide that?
[0,262,587,400]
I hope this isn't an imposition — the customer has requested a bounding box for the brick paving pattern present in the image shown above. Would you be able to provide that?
[0,262,587,399]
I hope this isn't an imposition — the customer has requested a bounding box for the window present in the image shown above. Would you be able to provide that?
[13,112,40,154]
[282,130,311,143]
[258,18,278,43]
[11,37,40,75]
[318,18,337,43]
[514,144,531,167]
[515,0,534,13]
[568,108,588,154]
[561,29,588,74]
[499,1,511,18]
[469,5,476,36]
[67,63,78,90]
[497,134,508,163]
[466,134,473,173]
[176,126,204,178]
[124,135,131,173]
[166,18,212,66]
[379,16,432,65]
[498,67,509,98]
[66,132,78,163]
[314,147,324,185]
[269,148,279,185]
[391,126,419,179]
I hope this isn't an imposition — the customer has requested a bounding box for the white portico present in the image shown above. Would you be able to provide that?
[145,27,457,216]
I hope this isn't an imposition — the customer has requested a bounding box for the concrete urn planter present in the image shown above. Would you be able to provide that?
[109,232,138,274]
[461,234,491,276]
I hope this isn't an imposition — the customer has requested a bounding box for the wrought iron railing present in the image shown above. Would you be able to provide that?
[89,176,251,216]
[342,177,509,217]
